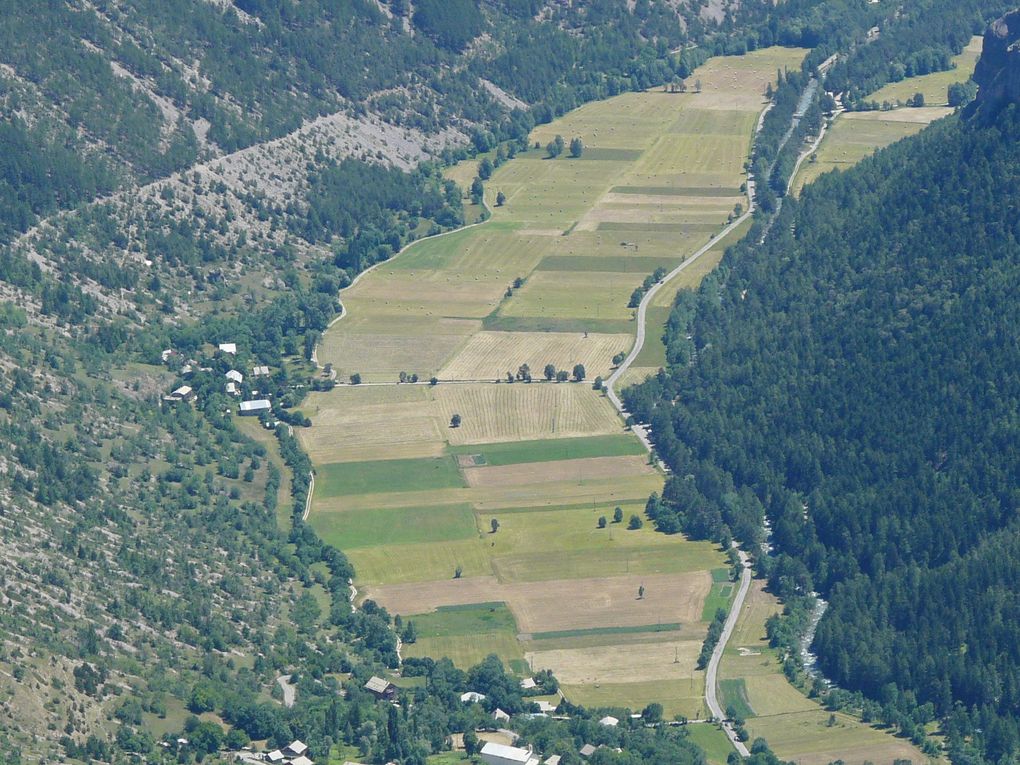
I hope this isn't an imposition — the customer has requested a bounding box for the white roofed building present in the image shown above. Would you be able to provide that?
[598,715,619,727]
[479,742,540,765]
[239,399,271,416]
[218,342,237,354]
[460,691,486,703]
[226,369,244,383]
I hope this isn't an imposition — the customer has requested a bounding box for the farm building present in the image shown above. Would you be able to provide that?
[479,742,540,765]
[364,676,397,700]
[165,385,195,402]
[578,744,597,758]
[598,715,619,727]
[544,756,561,765]
[267,752,285,763]
[283,742,308,758]
[239,399,271,416]
[218,342,237,354]
[536,700,557,713]
[492,708,511,723]
[253,365,271,377]
[520,677,536,690]
[226,369,244,383]
[289,758,313,765]
[460,691,486,703]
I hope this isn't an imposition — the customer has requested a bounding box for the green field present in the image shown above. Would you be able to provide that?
[720,678,755,719]
[448,434,645,466]
[868,36,982,107]
[686,723,738,765]
[402,603,525,669]
[316,456,465,496]
[701,570,735,620]
[313,503,476,549]
[531,623,682,641]
[409,602,518,637]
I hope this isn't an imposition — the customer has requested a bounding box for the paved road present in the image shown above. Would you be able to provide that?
[277,674,297,708]
[705,549,753,756]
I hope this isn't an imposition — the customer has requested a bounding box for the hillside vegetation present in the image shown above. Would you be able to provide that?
[624,20,1020,763]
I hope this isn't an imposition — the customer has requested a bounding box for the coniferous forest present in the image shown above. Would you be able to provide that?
[625,57,1020,765]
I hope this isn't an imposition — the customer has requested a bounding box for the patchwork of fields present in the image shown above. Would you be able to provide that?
[301,47,807,719]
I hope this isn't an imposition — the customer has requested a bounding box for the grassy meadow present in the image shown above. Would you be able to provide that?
[300,46,807,717]
[793,37,981,196]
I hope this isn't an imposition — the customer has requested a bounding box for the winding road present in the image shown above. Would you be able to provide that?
[705,549,753,755]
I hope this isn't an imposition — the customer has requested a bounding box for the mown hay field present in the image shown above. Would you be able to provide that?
[868,36,982,107]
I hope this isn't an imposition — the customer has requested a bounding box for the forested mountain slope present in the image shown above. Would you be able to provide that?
[624,15,1020,763]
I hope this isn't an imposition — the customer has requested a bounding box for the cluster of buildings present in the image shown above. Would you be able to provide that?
[265,740,313,765]
[160,343,274,416]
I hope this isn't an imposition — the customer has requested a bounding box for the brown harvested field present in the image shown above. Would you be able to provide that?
[433,383,625,444]
[438,330,632,380]
[318,319,477,382]
[367,571,711,634]
[462,455,654,488]
[527,636,703,686]
[300,381,627,463]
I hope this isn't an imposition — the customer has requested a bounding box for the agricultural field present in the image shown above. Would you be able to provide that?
[718,581,930,765]
[793,37,981,195]
[300,47,806,716]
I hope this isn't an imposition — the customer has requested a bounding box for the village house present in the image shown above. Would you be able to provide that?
[598,715,619,727]
[460,691,486,703]
[479,742,540,765]
[578,744,597,758]
[364,675,397,701]
[492,708,511,724]
[218,342,237,354]
[253,365,271,377]
[226,369,244,383]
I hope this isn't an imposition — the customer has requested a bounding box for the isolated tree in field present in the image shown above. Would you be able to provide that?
[350,373,362,385]
[598,516,607,529]
[517,363,532,382]
[450,413,462,428]
[612,352,626,367]
[638,584,645,599]
[454,565,463,579]
[653,266,667,282]
[470,176,484,205]
[546,134,565,158]
[478,157,493,180]
[556,369,569,382]
[506,371,515,383]
[490,518,500,533]
[908,92,925,107]
[399,371,408,383]
[569,137,584,158]
[572,363,586,381]
[613,506,624,523]
[496,190,506,206]
[430,376,438,386]
[593,376,604,391]
[513,276,524,288]
[544,363,557,381]
[733,202,744,218]
[628,514,644,529]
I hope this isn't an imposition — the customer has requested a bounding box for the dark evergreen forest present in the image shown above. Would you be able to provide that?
[624,94,1020,764]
